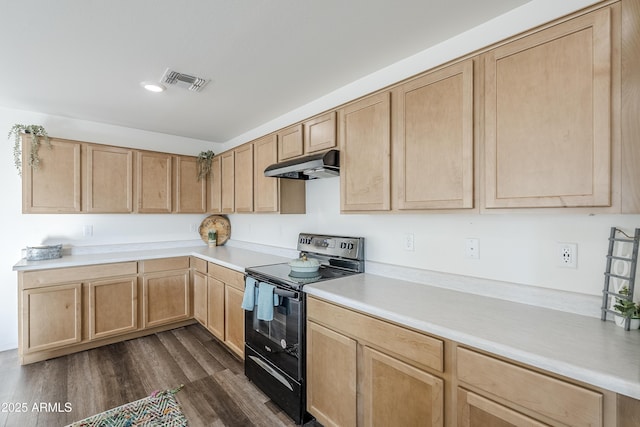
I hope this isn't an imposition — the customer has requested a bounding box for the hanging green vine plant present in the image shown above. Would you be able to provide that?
[196,150,215,181]
[8,124,51,176]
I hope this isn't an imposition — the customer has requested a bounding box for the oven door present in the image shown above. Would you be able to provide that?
[244,281,302,381]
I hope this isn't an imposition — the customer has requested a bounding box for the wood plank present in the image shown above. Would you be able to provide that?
[168,327,226,376]
[215,368,294,427]
[186,375,252,427]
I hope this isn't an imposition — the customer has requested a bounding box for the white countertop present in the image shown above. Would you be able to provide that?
[12,243,291,273]
[305,274,640,400]
[13,242,640,400]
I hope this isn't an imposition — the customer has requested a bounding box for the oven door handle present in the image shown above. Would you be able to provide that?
[274,288,298,299]
[248,356,294,391]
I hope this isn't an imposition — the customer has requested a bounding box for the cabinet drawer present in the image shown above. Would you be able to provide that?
[457,347,602,427]
[190,256,207,274]
[21,262,138,289]
[208,262,244,290]
[307,297,443,372]
[140,256,189,273]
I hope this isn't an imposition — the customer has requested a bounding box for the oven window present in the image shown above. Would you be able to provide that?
[251,293,300,355]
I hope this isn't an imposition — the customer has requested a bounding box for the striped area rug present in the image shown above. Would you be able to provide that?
[67,385,187,427]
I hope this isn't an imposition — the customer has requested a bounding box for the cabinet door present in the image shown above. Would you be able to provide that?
[458,388,548,427]
[395,59,474,210]
[88,276,137,340]
[339,92,391,212]
[85,144,134,213]
[254,134,279,212]
[362,346,443,427]
[304,111,337,154]
[306,321,357,427]
[278,124,304,160]
[484,8,612,208]
[221,151,235,213]
[142,270,190,328]
[22,137,81,213]
[457,347,602,427]
[224,285,245,358]
[193,270,207,326]
[21,283,82,353]
[136,151,172,213]
[207,277,225,341]
[174,156,206,213]
[234,144,254,212]
[207,155,222,213]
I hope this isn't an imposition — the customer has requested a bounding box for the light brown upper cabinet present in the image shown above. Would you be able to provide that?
[254,135,280,212]
[135,151,172,213]
[253,134,306,214]
[85,144,133,213]
[22,137,82,213]
[278,124,304,161]
[220,151,235,213]
[484,7,613,209]
[304,111,337,154]
[174,155,206,213]
[394,59,475,210]
[234,144,254,212]
[277,112,337,161]
[207,155,222,213]
[339,92,392,212]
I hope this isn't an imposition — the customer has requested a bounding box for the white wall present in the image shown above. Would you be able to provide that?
[0,106,221,351]
[230,178,640,296]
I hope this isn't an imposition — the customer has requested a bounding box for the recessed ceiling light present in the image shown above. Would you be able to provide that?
[141,81,166,93]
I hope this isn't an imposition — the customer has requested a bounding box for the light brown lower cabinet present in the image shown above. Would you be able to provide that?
[456,346,605,427]
[206,277,225,341]
[17,259,196,365]
[306,296,444,427]
[457,388,547,427]
[306,321,357,427]
[195,262,246,359]
[88,276,138,340]
[193,270,208,325]
[306,296,640,427]
[141,258,191,328]
[21,283,82,354]
[224,285,245,357]
[363,346,444,426]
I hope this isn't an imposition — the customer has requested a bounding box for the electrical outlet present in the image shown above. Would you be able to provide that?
[465,238,480,259]
[190,223,198,233]
[404,233,415,251]
[83,225,93,237]
[557,243,577,268]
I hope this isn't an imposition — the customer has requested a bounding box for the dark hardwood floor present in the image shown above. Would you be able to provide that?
[0,324,300,427]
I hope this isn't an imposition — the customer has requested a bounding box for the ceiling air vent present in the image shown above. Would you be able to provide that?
[160,68,209,92]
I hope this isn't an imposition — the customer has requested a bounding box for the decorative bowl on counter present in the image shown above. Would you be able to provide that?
[26,244,63,261]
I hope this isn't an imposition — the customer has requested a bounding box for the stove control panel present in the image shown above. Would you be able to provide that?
[297,233,364,260]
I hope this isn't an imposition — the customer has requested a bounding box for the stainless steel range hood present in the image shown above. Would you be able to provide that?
[264,149,339,180]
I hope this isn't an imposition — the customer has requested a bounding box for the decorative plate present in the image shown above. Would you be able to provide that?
[198,215,231,246]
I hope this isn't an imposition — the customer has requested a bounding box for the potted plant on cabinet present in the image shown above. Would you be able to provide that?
[7,124,50,176]
[613,285,640,329]
[196,150,215,181]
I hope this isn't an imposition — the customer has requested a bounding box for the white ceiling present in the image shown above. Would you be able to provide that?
[0,0,532,144]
